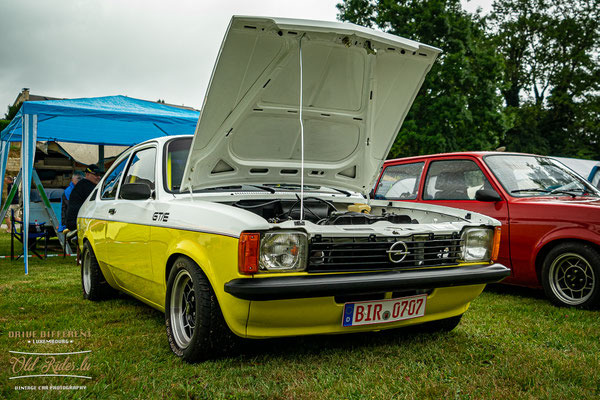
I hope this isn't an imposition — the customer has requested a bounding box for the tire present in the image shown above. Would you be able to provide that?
[419,314,463,333]
[165,256,237,362]
[81,241,113,301]
[542,242,600,308]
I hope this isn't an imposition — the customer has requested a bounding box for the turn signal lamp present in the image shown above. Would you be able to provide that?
[491,227,501,262]
[238,232,260,274]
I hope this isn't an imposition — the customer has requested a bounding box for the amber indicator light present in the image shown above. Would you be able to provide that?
[491,227,501,262]
[238,232,260,274]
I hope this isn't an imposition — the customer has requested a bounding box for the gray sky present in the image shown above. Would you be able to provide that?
[0,0,493,115]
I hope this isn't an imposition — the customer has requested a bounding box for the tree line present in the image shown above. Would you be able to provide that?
[337,0,599,159]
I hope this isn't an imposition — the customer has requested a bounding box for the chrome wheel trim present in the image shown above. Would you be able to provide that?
[170,269,196,349]
[549,252,595,306]
[82,251,92,294]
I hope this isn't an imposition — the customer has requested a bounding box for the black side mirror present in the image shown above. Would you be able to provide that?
[120,183,152,200]
[475,189,502,202]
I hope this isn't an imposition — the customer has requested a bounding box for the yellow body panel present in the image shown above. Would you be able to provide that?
[79,217,485,339]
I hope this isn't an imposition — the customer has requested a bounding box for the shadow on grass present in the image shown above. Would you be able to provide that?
[221,321,458,363]
[484,283,546,301]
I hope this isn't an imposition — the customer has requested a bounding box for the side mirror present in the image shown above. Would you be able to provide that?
[120,183,152,200]
[475,189,502,202]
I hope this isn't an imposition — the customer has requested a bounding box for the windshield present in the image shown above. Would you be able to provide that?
[484,155,600,197]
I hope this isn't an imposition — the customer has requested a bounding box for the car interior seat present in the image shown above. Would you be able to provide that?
[434,171,469,200]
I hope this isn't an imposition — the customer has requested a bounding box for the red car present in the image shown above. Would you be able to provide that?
[374,152,600,308]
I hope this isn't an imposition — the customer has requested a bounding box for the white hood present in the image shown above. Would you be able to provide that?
[181,16,440,195]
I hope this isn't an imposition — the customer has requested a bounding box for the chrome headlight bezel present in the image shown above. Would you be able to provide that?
[460,227,494,262]
[259,231,308,272]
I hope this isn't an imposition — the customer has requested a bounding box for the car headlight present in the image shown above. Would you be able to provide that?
[259,231,307,272]
[461,227,494,262]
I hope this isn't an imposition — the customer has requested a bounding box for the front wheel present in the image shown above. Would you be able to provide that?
[165,256,237,362]
[542,242,600,308]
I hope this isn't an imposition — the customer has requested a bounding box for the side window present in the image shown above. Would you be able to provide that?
[164,137,192,192]
[101,157,128,200]
[374,162,424,200]
[119,147,157,199]
[424,160,491,200]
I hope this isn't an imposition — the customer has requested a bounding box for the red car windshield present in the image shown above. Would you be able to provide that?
[484,155,600,197]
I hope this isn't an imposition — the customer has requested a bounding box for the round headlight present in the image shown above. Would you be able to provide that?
[461,228,493,262]
[260,232,307,272]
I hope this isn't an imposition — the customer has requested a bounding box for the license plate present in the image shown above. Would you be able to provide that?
[342,294,427,327]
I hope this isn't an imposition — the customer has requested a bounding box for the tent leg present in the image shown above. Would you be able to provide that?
[0,171,22,231]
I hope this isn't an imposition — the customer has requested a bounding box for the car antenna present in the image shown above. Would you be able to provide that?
[299,32,306,221]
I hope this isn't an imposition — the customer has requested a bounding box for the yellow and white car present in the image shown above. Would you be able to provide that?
[78,16,510,362]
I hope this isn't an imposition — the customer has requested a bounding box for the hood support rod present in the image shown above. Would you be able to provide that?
[299,33,306,221]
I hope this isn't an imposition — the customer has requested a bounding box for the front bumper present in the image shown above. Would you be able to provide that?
[224,263,510,301]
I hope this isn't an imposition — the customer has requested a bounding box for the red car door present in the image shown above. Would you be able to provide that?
[417,157,512,273]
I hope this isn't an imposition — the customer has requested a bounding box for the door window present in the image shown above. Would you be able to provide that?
[374,162,424,200]
[164,137,192,192]
[101,157,128,200]
[424,160,492,200]
[119,147,157,199]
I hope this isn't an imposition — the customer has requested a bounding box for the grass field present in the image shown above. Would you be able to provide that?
[1,233,599,399]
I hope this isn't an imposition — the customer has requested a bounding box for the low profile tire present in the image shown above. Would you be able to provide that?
[419,314,463,333]
[81,241,113,301]
[542,242,600,308]
[165,256,237,362]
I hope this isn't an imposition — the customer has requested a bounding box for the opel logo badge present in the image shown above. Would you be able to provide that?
[387,241,409,263]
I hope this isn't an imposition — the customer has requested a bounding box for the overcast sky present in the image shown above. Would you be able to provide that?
[0,0,493,115]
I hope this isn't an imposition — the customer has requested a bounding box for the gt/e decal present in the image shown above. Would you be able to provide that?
[153,212,170,222]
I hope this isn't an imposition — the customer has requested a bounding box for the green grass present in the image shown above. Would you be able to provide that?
[1,232,599,399]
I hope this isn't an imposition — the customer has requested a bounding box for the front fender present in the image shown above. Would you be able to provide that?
[151,227,250,337]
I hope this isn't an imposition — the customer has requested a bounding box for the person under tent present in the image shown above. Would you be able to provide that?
[59,171,84,232]
[66,165,103,231]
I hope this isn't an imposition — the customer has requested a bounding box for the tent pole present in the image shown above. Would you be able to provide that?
[99,145,105,172]
[21,114,37,274]
[0,140,9,202]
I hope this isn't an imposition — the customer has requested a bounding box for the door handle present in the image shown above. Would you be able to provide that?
[108,208,116,215]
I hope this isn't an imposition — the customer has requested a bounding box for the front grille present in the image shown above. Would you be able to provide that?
[307,234,462,273]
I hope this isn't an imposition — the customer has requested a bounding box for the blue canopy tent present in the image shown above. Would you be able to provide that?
[0,95,199,273]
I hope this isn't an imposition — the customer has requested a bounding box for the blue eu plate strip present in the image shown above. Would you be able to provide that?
[342,303,355,327]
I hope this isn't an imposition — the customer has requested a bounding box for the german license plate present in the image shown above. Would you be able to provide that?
[342,294,427,327]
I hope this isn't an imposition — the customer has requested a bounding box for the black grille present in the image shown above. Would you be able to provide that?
[307,234,462,273]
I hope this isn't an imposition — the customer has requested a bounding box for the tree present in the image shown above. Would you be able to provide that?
[490,0,600,158]
[337,0,508,158]
[1,103,21,132]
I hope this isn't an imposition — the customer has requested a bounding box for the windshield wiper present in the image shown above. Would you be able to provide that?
[511,188,551,194]
[511,188,585,198]
[248,185,276,194]
[328,187,352,197]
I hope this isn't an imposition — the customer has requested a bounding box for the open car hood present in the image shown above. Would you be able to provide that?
[181,16,440,195]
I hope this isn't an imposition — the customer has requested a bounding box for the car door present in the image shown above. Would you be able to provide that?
[105,145,157,297]
[418,158,511,269]
[94,152,131,266]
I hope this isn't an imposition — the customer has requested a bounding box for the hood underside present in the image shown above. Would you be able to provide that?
[181,16,440,195]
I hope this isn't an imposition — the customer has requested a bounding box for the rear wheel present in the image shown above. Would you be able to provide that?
[542,242,600,308]
[165,256,237,362]
[81,241,113,300]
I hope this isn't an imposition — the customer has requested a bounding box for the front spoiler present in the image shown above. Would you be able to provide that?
[224,263,510,301]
